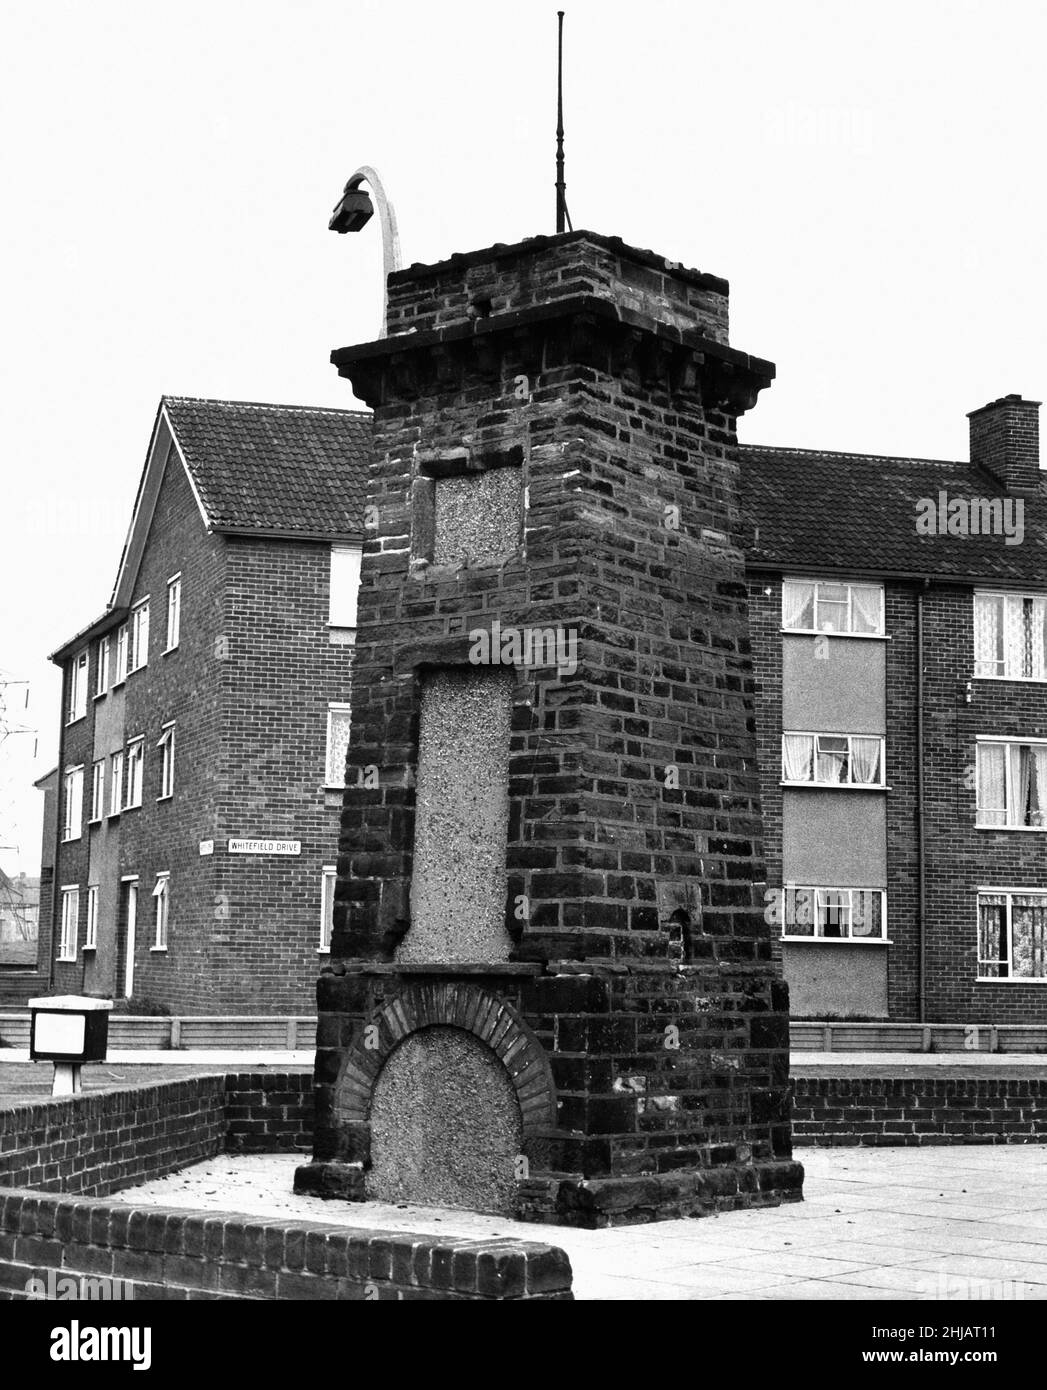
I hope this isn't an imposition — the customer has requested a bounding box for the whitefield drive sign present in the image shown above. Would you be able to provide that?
[227,838,302,856]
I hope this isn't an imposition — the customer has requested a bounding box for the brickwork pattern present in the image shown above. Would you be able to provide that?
[793,1075,1047,1145]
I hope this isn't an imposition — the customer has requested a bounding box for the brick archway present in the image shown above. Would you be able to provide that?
[334,981,557,1133]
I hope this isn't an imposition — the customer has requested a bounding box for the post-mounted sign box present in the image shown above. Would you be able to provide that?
[28,995,113,1095]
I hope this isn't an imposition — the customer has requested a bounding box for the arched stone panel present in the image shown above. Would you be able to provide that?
[367,1026,522,1213]
[333,981,557,1133]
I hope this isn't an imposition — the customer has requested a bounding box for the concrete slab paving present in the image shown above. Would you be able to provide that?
[116,1144,1047,1299]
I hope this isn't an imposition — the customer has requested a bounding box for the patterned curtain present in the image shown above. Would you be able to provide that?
[1011,896,1047,979]
[1004,595,1025,679]
[816,736,849,783]
[850,890,882,938]
[782,581,814,630]
[978,895,1006,977]
[1009,745,1034,827]
[973,594,1003,677]
[782,734,814,782]
[850,738,882,784]
[850,586,882,635]
[1032,598,1047,681]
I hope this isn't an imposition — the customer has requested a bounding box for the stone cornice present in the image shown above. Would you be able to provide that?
[332,295,775,416]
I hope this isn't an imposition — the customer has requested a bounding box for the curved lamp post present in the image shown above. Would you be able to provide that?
[329,166,403,339]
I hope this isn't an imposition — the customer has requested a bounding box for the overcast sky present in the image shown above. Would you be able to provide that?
[1,0,1044,873]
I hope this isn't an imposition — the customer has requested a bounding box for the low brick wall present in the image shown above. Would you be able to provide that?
[793,1076,1047,1145]
[0,1191,572,1300]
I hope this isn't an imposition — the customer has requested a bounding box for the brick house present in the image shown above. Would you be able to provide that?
[742,394,1047,1023]
[47,397,369,1013]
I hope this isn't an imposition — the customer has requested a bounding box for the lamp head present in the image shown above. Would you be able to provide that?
[329,184,374,234]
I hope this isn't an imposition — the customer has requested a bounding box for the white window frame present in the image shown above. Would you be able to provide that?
[95,636,110,698]
[115,624,129,684]
[130,599,150,672]
[781,732,887,789]
[151,872,169,951]
[976,887,1047,982]
[58,886,79,962]
[67,649,88,723]
[779,885,889,943]
[320,865,336,953]
[975,735,1047,831]
[782,578,886,638]
[165,574,181,652]
[325,702,353,788]
[124,738,144,809]
[157,723,175,800]
[85,885,99,951]
[62,766,84,842]
[329,545,362,629]
[973,591,1047,682]
[89,759,105,823]
[109,750,124,817]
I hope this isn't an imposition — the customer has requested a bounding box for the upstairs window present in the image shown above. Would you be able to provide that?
[96,636,110,697]
[779,886,886,941]
[90,760,105,822]
[329,546,361,629]
[977,740,1047,829]
[974,592,1047,681]
[166,575,181,651]
[67,650,88,722]
[109,750,124,817]
[130,600,150,671]
[782,733,885,786]
[124,739,144,809]
[157,723,175,799]
[62,767,84,841]
[979,891,1047,980]
[115,624,129,684]
[783,579,884,636]
[325,703,353,787]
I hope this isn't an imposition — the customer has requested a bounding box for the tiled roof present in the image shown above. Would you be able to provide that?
[163,396,371,539]
[739,444,1047,584]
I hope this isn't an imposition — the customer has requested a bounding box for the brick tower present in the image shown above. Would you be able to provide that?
[295,231,804,1226]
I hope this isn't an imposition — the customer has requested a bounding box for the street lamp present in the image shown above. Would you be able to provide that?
[329,166,403,339]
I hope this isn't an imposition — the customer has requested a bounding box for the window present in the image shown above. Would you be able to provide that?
[166,575,181,651]
[152,873,169,950]
[320,866,336,952]
[95,636,110,697]
[124,739,144,808]
[979,891,1047,980]
[976,739,1047,828]
[109,750,124,817]
[85,886,99,950]
[67,650,88,722]
[90,760,105,822]
[974,592,1047,680]
[115,624,129,683]
[782,579,884,636]
[62,766,84,841]
[779,886,886,941]
[130,600,150,671]
[329,545,361,628]
[325,703,353,787]
[157,723,175,799]
[782,733,885,786]
[58,887,79,961]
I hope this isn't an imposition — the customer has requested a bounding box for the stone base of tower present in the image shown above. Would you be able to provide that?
[294,960,804,1228]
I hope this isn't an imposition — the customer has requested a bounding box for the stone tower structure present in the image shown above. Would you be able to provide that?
[295,231,804,1226]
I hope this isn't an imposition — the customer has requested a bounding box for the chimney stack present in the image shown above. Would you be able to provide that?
[968,394,1041,495]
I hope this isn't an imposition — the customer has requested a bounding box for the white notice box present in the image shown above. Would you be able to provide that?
[227,838,301,856]
[34,1012,86,1055]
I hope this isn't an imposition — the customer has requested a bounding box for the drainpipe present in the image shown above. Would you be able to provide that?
[916,582,928,1022]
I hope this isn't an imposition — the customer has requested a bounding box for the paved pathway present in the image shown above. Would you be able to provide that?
[124,1145,1047,1300]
